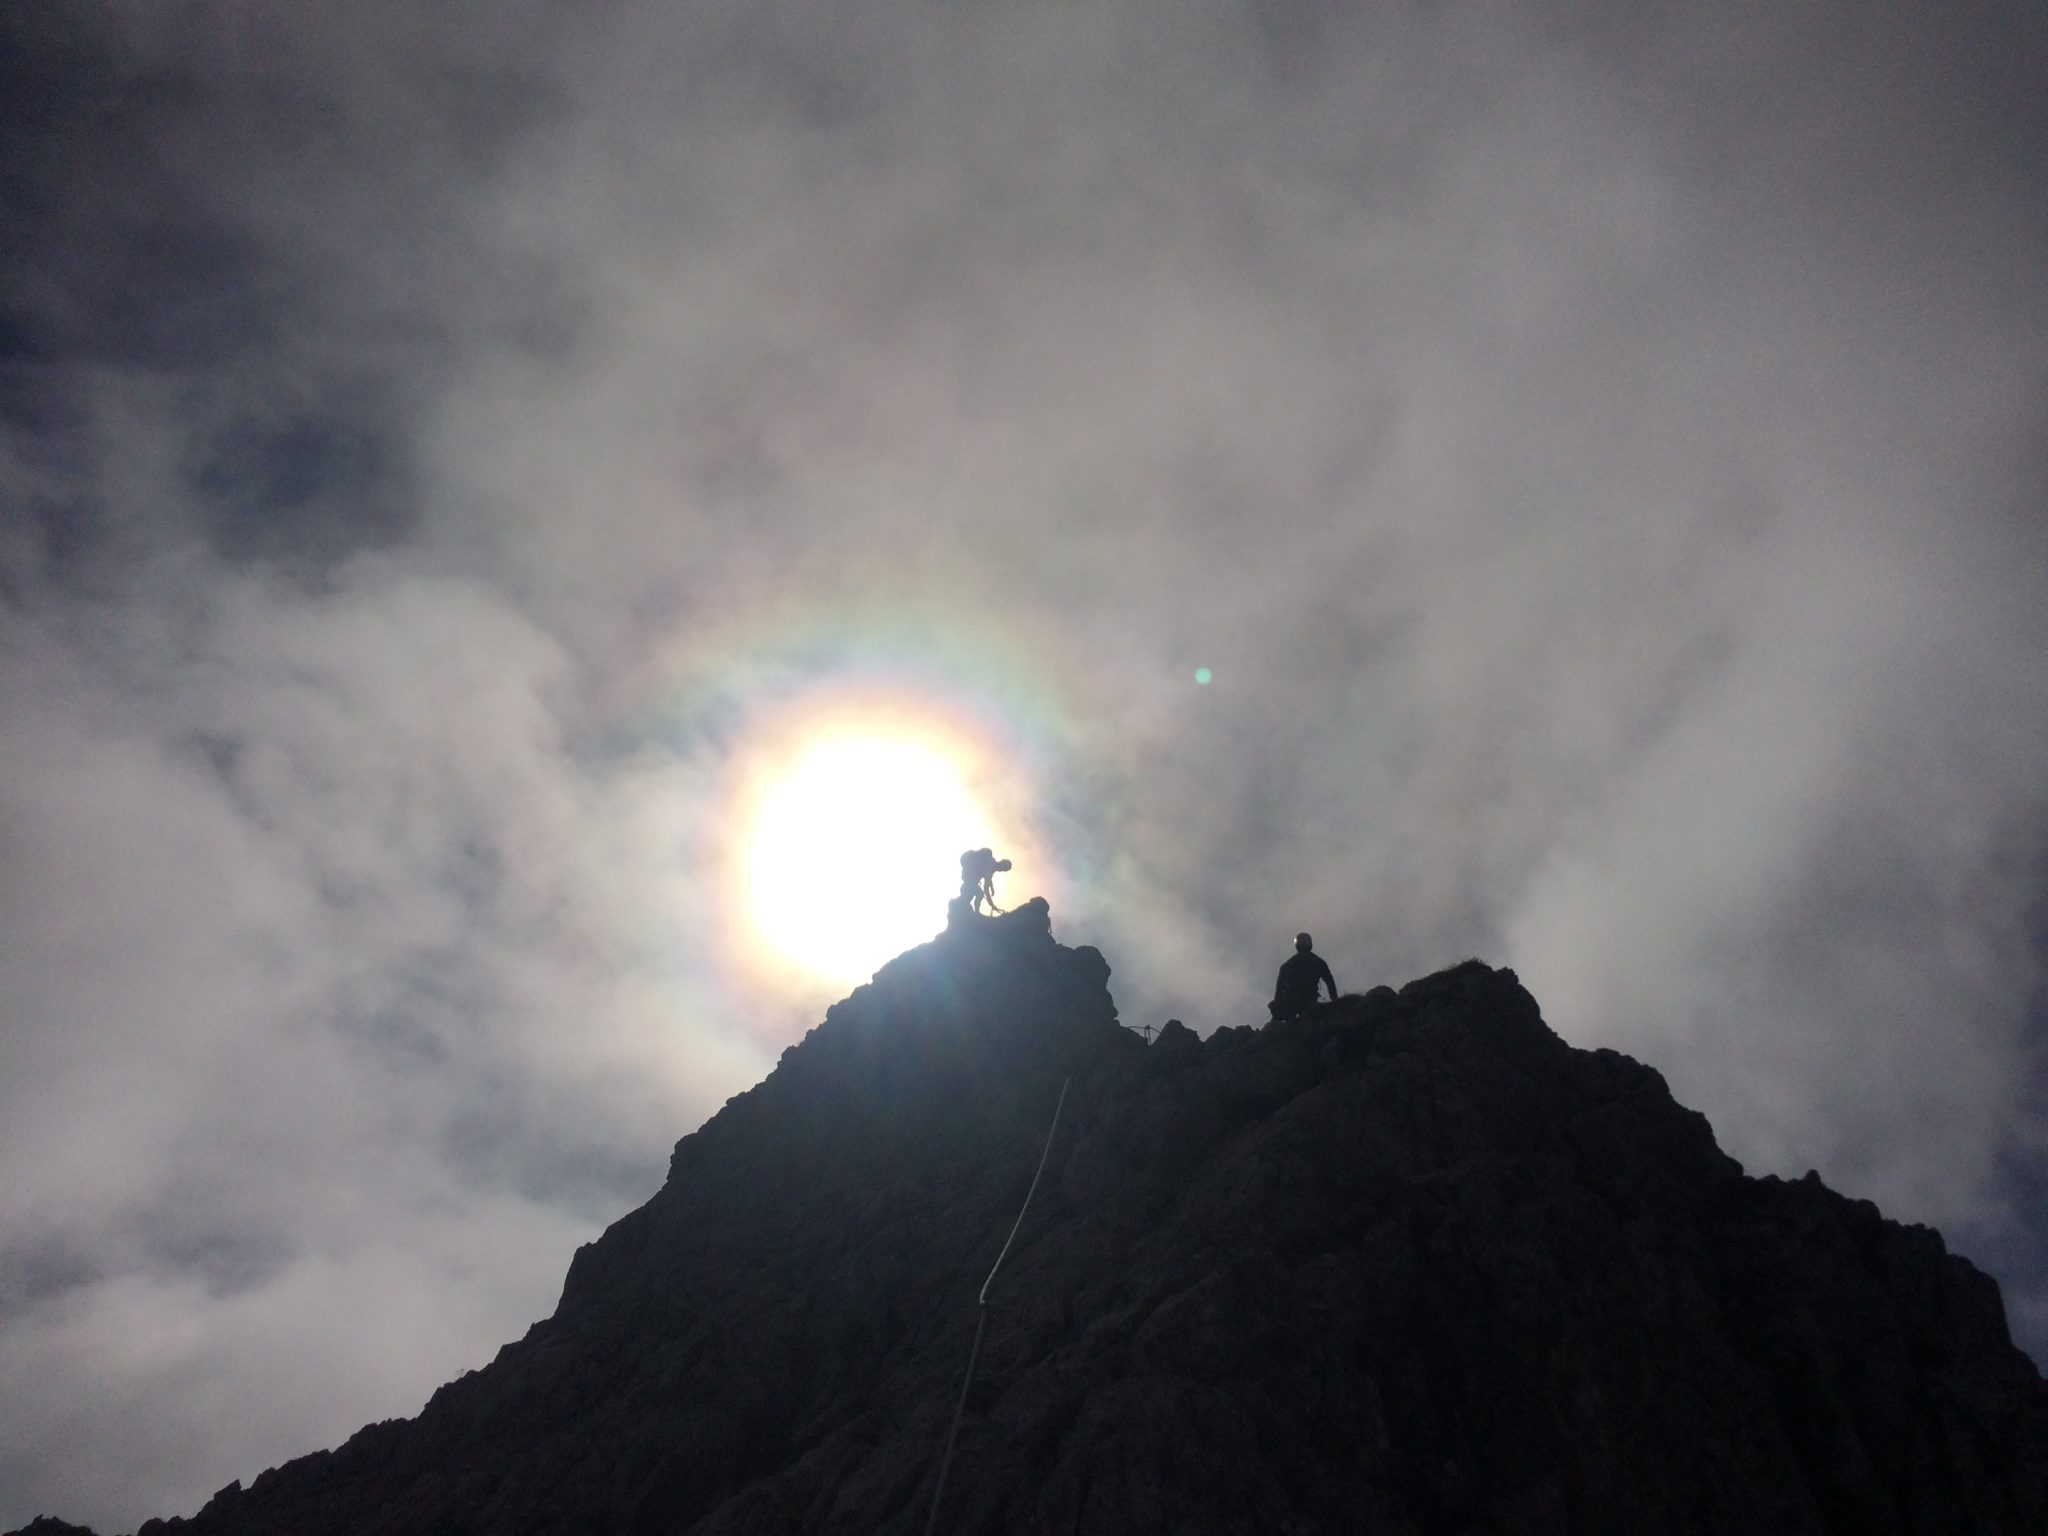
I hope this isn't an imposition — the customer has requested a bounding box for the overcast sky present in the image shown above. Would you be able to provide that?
[4,3,2046,1529]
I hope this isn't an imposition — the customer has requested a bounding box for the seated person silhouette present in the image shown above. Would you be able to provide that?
[1269,932,1337,1023]
[958,848,1012,915]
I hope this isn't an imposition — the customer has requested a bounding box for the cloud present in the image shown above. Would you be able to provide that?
[3,1,2045,1526]
[0,567,765,1527]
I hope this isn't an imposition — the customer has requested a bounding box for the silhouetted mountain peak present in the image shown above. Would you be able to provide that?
[21,918,2048,1535]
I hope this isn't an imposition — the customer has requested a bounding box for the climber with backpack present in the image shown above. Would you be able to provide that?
[958,847,1012,915]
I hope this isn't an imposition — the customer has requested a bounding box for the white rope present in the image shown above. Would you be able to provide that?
[923,1075,1071,1535]
[980,1076,1069,1303]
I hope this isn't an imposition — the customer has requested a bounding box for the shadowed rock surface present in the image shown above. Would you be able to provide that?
[19,911,2048,1534]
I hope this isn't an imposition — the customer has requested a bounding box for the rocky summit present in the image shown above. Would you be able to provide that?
[19,903,2048,1534]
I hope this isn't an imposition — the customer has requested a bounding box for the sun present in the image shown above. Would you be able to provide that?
[742,731,1000,988]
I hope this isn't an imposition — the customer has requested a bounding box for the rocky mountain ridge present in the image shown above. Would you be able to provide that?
[17,902,2048,1533]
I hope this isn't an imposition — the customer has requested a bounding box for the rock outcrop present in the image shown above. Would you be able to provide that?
[19,914,2048,1534]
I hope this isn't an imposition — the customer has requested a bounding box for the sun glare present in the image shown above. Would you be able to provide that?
[743,732,999,988]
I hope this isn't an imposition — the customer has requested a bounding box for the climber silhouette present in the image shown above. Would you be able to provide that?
[958,848,1012,915]
[1269,932,1337,1023]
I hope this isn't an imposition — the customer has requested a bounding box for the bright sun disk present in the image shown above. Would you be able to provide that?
[744,733,998,987]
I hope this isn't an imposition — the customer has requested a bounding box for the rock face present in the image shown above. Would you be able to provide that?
[26,914,2048,1535]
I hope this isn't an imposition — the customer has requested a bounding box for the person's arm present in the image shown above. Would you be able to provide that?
[1318,956,1337,999]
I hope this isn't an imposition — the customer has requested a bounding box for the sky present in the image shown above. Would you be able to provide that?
[3,2,2045,1528]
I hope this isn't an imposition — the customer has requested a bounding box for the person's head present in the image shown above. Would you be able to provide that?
[1295,932,1313,953]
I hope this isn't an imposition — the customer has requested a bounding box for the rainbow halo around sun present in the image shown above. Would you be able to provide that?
[742,730,999,988]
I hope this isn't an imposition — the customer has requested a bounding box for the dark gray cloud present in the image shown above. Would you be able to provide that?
[4,3,2045,1528]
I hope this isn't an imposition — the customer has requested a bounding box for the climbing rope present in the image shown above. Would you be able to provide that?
[922,1074,1071,1536]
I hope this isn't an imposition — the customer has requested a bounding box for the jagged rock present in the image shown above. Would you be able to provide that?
[20,928,2047,1535]
[1154,1017,1199,1051]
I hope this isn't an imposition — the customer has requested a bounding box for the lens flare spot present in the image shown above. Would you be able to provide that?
[1194,667,1212,685]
